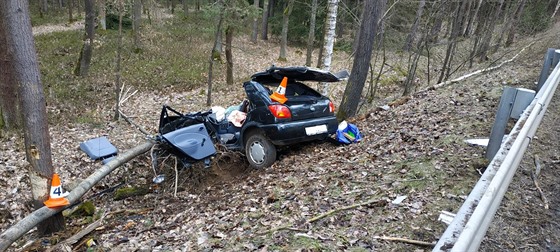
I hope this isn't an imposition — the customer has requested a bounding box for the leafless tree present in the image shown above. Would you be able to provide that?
[75,0,96,76]
[279,0,295,61]
[0,12,21,132]
[305,0,318,66]
[0,0,65,234]
[338,0,385,119]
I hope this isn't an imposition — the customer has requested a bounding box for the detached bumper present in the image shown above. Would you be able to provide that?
[260,116,339,145]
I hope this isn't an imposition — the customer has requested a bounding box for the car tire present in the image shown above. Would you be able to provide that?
[245,133,277,169]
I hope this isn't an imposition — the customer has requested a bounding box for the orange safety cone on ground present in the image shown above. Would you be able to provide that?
[270,76,288,104]
[44,173,70,208]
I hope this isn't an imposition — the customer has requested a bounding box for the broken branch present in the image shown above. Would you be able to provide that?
[532,155,549,209]
[0,141,155,251]
[307,198,384,223]
[373,235,436,247]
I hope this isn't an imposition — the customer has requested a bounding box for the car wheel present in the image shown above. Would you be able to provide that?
[245,133,277,169]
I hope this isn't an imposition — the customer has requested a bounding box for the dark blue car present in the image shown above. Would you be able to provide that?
[159,66,349,169]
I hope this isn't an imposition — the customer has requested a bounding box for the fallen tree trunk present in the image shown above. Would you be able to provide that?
[417,41,536,94]
[0,140,155,251]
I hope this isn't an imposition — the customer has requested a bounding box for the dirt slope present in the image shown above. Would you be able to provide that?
[2,22,560,251]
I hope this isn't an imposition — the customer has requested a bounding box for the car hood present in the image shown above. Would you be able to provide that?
[251,66,349,84]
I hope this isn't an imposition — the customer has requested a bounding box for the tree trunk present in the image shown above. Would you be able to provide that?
[337,0,384,120]
[437,0,465,83]
[99,0,106,30]
[552,0,560,18]
[133,0,142,51]
[305,0,318,66]
[41,0,48,14]
[261,0,270,40]
[464,0,482,36]
[225,25,234,85]
[0,141,154,251]
[114,0,123,121]
[251,0,259,43]
[0,12,21,131]
[278,0,295,61]
[320,0,339,95]
[207,1,225,106]
[76,0,82,16]
[68,0,74,22]
[505,0,527,47]
[0,0,65,235]
[476,0,504,61]
[183,0,188,15]
[403,0,425,51]
[75,0,96,77]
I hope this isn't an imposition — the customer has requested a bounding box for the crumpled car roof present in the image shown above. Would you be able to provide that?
[251,66,350,84]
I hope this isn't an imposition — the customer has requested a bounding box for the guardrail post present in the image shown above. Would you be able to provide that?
[486,87,516,160]
[537,48,556,92]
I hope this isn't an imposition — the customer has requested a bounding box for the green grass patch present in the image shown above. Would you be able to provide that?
[288,236,325,251]
[34,13,217,124]
[393,158,443,192]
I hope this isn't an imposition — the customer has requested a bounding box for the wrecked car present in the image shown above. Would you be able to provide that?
[158,66,349,169]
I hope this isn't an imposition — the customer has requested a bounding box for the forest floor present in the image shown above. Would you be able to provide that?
[2,15,560,252]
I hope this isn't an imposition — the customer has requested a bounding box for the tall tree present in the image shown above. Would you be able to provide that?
[438,0,467,83]
[251,0,259,43]
[337,0,384,120]
[0,11,21,132]
[505,0,527,46]
[0,0,65,234]
[305,0,318,66]
[320,0,339,95]
[278,0,295,61]
[68,0,74,22]
[114,0,124,120]
[133,0,142,51]
[261,0,270,40]
[183,0,189,14]
[99,0,107,30]
[476,0,504,61]
[207,0,226,106]
[225,25,234,85]
[75,0,96,76]
[403,0,425,51]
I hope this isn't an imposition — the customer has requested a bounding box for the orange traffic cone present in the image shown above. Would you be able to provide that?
[270,77,288,104]
[44,173,70,208]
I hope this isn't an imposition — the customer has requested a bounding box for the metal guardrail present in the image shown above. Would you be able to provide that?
[433,49,560,251]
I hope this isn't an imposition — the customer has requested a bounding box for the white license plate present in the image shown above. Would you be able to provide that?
[305,125,328,136]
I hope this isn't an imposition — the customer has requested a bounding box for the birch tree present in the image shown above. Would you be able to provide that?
[0,0,65,234]
[320,0,339,95]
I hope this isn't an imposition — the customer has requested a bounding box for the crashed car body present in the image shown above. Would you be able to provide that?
[159,66,349,169]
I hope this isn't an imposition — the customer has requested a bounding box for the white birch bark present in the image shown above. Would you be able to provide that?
[321,0,339,95]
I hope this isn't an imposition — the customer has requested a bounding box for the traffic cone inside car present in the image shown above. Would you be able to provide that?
[270,77,288,104]
[44,173,70,208]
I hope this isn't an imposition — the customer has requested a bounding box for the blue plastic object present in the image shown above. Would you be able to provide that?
[162,123,217,160]
[336,121,362,144]
[80,136,118,160]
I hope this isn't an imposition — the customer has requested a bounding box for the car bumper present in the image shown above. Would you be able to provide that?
[260,116,339,145]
